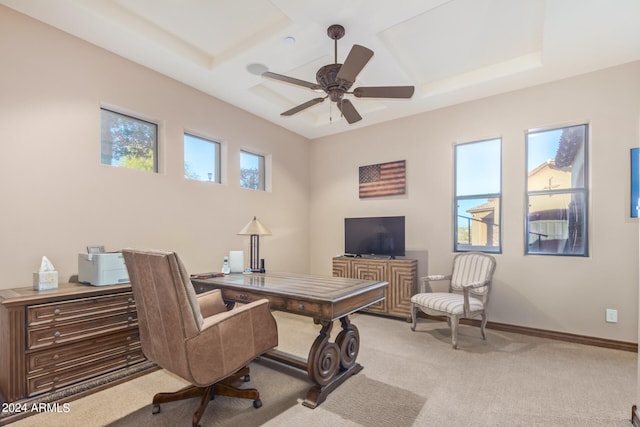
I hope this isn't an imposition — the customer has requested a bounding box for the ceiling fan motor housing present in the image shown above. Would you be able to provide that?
[316,63,352,101]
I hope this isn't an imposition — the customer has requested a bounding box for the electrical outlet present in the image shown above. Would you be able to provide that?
[606,309,618,323]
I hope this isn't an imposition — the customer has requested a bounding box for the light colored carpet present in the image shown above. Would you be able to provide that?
[9,311,636,426]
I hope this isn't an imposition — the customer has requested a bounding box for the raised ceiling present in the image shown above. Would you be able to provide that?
[3,0,640,139]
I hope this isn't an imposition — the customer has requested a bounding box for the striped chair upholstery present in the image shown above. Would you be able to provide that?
[410,252,496,349]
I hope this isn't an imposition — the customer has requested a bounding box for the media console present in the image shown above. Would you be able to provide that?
[332,256,417,320]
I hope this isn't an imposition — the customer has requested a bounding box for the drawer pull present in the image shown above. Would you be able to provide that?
[128,316,134,322]
[54,309,61,315]
[128,298,134,304]
[53,354,60,360]
[53,331,61,339]
[238,294,249,302]
[298,304,305,311]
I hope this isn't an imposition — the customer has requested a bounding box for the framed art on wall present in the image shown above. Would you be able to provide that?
[358,160,406,198]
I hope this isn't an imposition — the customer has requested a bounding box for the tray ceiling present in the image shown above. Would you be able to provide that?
[3,0,640,139]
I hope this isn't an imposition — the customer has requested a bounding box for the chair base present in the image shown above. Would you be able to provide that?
[411,304,487,349]
[151,366,261,427]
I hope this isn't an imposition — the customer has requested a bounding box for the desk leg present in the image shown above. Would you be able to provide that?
[303,316,363,408]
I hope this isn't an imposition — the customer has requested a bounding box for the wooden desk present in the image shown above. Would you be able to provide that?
[191,271,387,408]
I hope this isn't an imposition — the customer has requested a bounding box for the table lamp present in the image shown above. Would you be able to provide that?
[238,216,271,272]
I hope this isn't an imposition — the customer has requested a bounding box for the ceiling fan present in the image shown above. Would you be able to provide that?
[263,24,415,124]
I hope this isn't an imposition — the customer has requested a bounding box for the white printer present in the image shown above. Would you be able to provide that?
[78,252,129,286]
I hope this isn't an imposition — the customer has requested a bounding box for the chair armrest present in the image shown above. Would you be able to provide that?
[461,281,489,315]
[186,299,278,386]
[417,275,451,293]
[199,298,273,331]
[420,274,450,282]
[197,289,227,317]
[462,280,488,290]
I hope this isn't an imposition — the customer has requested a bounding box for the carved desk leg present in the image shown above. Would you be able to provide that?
[303,316,363,408]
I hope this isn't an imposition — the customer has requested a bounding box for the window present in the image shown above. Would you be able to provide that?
[100,108,157,172]
[240,150,265,190]
[184,133,221,182]
[526,124,588,256]
[454,138,502,253]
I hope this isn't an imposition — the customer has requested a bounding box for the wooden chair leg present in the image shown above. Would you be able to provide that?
[480,312,487,340]
[152,385,211,406]
[450,315,459,349]
[214,367,262,408]
[152,385,214,427]
[150,366,260,426]
[192,386,213,427]
[410,304,418,331]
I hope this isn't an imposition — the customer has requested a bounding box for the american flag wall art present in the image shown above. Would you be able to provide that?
[359,160,406,198]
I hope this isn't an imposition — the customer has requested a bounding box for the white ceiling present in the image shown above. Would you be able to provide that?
[3,0,640,139]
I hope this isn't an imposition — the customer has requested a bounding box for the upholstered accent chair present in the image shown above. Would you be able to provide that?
[410,252,496,349]
[122,249,278,427]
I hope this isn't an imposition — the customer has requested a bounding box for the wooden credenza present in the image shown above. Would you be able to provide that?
[332,257,417,319]
[0,283,152,413]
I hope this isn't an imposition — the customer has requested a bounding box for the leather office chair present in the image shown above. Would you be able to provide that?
[410,252,496,349]
[122,249,278,427]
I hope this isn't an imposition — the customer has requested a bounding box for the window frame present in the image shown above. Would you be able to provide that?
[453,137,502,254]
[240,149,266,191]
[183,132,222,183]
[100,107,158,173]
[525,123,589,257]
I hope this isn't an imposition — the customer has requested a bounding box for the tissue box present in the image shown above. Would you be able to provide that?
[33,271,58,291]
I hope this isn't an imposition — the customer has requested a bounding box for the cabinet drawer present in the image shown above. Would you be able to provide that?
[27,329,140,374]
[220,289,287,311]
[285,299,323,317]
[214,289,324,317]
[27,311,138,350]
[27,347,145,397]
[27,292,135,327]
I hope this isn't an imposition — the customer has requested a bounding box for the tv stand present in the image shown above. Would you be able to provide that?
[332,257,417,320]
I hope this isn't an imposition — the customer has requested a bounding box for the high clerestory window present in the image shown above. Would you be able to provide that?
[184,133,221,183]
[454,138,502,253]
[526,124,588,256]
[100,107,158,172]
[240,150,265,191]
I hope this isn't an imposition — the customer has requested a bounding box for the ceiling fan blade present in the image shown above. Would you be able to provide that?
[281,97,326,116]
[336,44,374,83]
[263,71,322,91]
[353,86,415,98]
[337,99,362,124]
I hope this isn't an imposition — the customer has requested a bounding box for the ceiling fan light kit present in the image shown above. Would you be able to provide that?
[263,24,415,124]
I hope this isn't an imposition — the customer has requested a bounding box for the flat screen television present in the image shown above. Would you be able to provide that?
[344,216,405,258]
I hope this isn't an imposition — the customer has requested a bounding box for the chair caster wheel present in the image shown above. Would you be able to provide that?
[253,399,262,409]
[152,404,161,415]
[243,375,250,382]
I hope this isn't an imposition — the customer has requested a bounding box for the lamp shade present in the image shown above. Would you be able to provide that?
[238,216,271,236]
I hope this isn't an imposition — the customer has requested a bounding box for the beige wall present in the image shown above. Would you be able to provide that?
[310,61,640,343]
[0,7,310,287]
[2,6,639,344]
